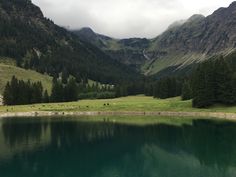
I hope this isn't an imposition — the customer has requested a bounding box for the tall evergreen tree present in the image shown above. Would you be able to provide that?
[3,82,12,105]
[50,79,64,102]
[64,77,78,102]
[3,76,44,105]
[43,90,50,103]
[181,80,192,100]
[213,58,233,104]
[192,62,215,108]
[61,68,69,84]
[192,58,234,108]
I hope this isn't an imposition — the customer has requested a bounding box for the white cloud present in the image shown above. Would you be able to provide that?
[32,0,233,38]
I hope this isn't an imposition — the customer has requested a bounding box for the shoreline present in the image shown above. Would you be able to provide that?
[1,111,236,121]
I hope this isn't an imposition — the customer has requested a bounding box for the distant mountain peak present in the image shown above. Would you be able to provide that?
[229,1,236,7]
[73,27,101,43]
[0,0,44,18]
[75,27,112,40]
[187,14,205,23]
[168,19,186,29]
[211,1,236,17]
[79,27,95,33]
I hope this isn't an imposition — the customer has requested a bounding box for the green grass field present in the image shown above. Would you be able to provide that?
[1,95,236,114]
[0,63,52,94]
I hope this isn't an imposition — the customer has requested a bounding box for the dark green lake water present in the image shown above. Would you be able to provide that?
[0,117,236,177]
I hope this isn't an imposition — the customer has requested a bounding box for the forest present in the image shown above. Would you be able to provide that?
[3,56,236,107]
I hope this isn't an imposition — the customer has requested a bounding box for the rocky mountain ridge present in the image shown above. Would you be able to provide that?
[74,2,236,76]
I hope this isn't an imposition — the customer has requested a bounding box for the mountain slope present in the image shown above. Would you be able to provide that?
[144,2,236,75]
[74,2,236,77]
[0,62,52,94]
[0,0,140,84]
[73,28,150,70]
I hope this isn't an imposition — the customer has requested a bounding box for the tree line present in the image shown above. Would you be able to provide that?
[144,77,182,99]
[146,57,236,108]
[3,76,118,105]
[191,57,236,108]
[3,56,236,108]
[3,76,48,105]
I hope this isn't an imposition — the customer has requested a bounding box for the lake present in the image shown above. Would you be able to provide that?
[0,116,236,177]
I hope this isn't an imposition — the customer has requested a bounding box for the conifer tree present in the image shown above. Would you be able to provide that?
[192,62,215,108]
[181,80,192,100]
[61,68,69,84]
[43,90,50,103]
[51,79,64,102]
[213,58,233,104]
[3,82,12,105]
[3,76,44,105]
[64,77,78,102]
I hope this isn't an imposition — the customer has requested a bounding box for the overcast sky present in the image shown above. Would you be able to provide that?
[32,0,233,38]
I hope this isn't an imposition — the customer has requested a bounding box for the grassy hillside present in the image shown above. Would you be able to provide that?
[0,63,52,94]
[142,52,206,75]
[2,95,236,114]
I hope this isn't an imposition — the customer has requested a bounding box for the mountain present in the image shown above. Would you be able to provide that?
[144,2,236,75]
[75,2,236,77]
[1,0,236,83]
[0,0,140,84]
[73,28,150,70]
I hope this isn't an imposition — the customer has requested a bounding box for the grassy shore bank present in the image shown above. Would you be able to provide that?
[0,95,236,120]
[1,95,236,113]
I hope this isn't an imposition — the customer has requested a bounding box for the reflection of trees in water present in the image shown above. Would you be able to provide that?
[1,119,119,148]
[139,120,236,169]
[2,118,48,147]
[0,119,137,177]
[186,120,236,168]
[1,118,236,177]
[50,121,117,148]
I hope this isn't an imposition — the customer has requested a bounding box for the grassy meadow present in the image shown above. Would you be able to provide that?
[0,63,52,94]
[1,95,236,114]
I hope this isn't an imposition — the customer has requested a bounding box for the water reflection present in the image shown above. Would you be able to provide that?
[0,117,236,177]
[2,119,49,147]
